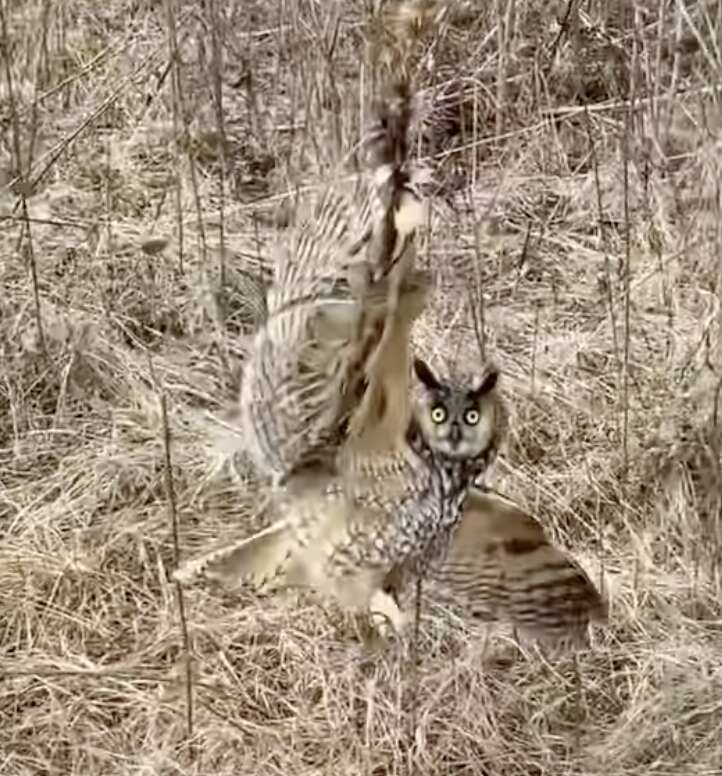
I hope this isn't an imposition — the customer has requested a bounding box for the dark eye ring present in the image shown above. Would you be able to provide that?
[464,408,480,425]
[431,405,447,424]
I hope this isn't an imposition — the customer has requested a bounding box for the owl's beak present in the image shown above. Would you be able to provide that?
[449,423,461,445]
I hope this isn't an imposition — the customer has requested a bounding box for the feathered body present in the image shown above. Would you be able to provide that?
[327,358,507,579]
[380,486,609,645]
[176,359,508,621]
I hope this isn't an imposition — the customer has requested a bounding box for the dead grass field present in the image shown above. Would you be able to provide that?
[2,1,722,774]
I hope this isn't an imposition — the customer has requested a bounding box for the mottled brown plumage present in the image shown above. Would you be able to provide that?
[178,356,607,649]
[177,41,439,619]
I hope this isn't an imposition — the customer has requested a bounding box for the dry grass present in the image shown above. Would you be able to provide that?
[2,0,722,773]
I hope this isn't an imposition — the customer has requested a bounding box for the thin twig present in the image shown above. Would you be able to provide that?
[165,0,208,276]
[583,106,622,446]
[0,0,48,364]
[206,0,228,293]
[147,354,195,749]
[408,575,423,744]
[205,0,231,376]
[543,0,578,81]
[165,8,185,276]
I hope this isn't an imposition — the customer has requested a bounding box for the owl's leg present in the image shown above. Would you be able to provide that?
[343,590,406,651]
[319,567,403,648]
[359,566,411,648]
[349,611,384,650]
[347,270,431,445]
[368,588,408,636]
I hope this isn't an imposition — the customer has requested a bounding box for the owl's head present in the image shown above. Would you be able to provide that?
[413,357,502,460]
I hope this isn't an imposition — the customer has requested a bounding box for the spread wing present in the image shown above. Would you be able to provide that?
[427,488,608,646]
[237,75,431,484]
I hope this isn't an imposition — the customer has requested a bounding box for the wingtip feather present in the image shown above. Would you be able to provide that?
[172,521,295,590]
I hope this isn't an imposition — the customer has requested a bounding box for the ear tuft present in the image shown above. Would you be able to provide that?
[413,358,442,391]
[472,368,499,398]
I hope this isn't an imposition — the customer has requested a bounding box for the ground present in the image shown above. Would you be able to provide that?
[2,1,722,774]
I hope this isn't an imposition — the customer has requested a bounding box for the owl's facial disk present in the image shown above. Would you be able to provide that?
[425,398,488,458]
[413,358,500,460]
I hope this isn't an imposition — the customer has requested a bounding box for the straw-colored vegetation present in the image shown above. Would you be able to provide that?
[2,1,721,774]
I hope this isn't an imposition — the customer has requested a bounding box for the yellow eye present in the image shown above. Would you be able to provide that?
[430,405,447,424]
[464,408,480,425]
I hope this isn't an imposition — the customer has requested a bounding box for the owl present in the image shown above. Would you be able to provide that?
[174,5,607,648]
[176,356,606,647]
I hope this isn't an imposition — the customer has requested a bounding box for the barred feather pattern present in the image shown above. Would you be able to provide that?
[239,264,430,485]
[386,488,609,646]
[238,189,371,481]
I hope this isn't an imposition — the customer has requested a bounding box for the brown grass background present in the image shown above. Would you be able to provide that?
[2,0,722,774]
